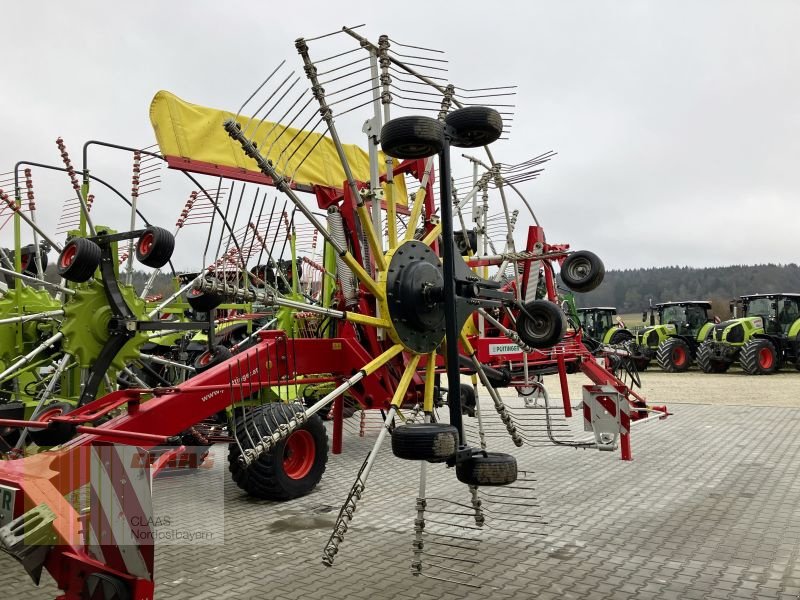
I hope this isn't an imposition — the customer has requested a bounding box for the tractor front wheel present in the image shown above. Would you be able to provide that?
[740,339,779,375]
[695,342,731,373]
[656,337,692,372]
[228,402,328,501]
[608,329,633,346]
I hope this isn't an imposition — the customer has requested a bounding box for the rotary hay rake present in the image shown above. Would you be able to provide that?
[0,25,670,599]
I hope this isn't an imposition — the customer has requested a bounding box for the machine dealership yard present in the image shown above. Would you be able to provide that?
[3,371,798,600]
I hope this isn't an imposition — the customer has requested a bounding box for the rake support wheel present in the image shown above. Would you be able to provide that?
[193,345,232,373]
[135,226,175,269]
[380,116,445,159]
[57,237,102,283]
[28,402,77,448]
[516,300,567,349]
[560,250,605,293]
[391,422,459,462]
[456,451,518,486]
[445,106,503,148]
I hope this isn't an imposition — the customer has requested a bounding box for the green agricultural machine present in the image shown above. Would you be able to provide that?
[576,306,633,345]
[696,293,800,374]
[632,300,715,372]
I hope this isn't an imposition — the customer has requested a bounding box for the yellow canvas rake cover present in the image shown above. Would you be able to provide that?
[149,90,406,201]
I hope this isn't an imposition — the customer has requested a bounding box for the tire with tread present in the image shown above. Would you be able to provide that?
[560,251,605,293]
[57,237,102,283]
[228,402,328,501]
[136,226,175,268]
[516,300,567,349]
[187,287,223,312]
[391,422,459,462]
[456,451,518,486]
[608,329,633,345]
[656,337,692,372]
[380,116,444,159]
[695,342,731,373]
[445,107,503,148]
[740,338,778,375]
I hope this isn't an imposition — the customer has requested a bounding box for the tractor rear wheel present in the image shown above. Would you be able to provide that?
[656,337,692,372]
[455,451,518,486]
[740,339,778,375]
[695,342,731,373]
[516,300,567,348]
[228,402,328,501]
[391,422,459,462]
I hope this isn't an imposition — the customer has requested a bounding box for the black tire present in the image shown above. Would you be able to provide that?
[516,300,567,349]
[187,287,223,312]
[695,342,731,373]
[20,244,48,276]
[456,451,517,486]
[83,573,130,600]
[28,402,77,447]
[454,229,478,256]
[391,422,459,462]
[608,329,633,345]
[136,226,175,269]
[656,337,693,372]
[57,237,101,283]
[380,116,445,159]
[445,106,503,148]
[740,338,778,375]
[193,345,232,373]
[459,383,476,417]
[228,402,328,501]
[560,251,605,293]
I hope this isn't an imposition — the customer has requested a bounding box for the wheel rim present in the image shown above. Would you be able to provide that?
[671,346,687,367]
[198,352,212,366]
[60,244,77,268]
[20,254,29,271]
[566,258,590,281]
[522,311,553,341]
[138,232,154,256]
[758,347,774,369]
[31,406,64,430]
[283,429,315,480]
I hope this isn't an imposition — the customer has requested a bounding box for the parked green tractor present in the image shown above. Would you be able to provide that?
[632,301,715,372]
[576,307,633,345]
[696,293,800,374]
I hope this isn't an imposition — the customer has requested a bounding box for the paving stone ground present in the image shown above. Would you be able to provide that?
[3,381,800,599]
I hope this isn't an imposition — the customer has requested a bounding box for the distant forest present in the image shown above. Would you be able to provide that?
[569,264,800,319]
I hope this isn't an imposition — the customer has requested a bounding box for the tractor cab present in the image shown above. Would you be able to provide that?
[577,307,631,345]
[742,294,800,336]
[656,301,712,339]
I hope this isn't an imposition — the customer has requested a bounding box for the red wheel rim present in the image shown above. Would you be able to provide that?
[189,288,201,297]
[198,352,212,366]
[283,429,315,480]
[60,244,77,268]
[20,255,29,271]
[672,346,687,367]
[31,406,64,430]
[138,232,154,256]
[758,347,774,369]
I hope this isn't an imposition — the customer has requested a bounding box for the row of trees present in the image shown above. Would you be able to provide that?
[569,264,800,318]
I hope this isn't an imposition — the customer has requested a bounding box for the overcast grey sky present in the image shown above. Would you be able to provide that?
[1,0,797,270]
